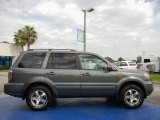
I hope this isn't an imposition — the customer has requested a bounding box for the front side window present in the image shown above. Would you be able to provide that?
[47,53,77,69]
[18,53,46,68]
[79,54,108,70]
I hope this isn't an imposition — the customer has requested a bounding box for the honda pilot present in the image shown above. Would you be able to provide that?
[4,49,153,110]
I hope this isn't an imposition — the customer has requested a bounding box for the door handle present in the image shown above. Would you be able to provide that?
[82,72,91,76]
[46,72,55,75]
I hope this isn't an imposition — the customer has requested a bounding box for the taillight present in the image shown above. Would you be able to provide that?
[8,70,13,81]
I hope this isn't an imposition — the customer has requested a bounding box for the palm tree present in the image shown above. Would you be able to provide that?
[13,29,26,51]
[23,25,37,50]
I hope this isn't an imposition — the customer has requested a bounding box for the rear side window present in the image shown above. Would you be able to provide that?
[18,53,46,68]
[47,53,77,69]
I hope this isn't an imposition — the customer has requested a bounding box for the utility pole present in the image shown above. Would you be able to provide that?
[82,8,94,52]
[83,10,86,52]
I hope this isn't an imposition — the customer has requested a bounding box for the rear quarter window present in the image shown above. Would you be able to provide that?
[18,52,46,68]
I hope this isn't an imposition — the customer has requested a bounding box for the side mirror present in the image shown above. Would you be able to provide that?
[18,63,24,68]
[107,66,113,71]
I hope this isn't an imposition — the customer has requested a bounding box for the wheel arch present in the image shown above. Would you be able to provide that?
[23,82,56,99]
[117,81,147,98]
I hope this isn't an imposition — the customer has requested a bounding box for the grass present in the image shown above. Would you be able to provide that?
[150,73,160,82]
[0,66,10,72]
[0,70,8,72]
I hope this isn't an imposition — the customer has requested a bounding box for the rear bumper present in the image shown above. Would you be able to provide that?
[4,83,25,98]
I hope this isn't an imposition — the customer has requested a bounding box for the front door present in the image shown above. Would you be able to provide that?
[45,53,80,97]
[79,54,117,97]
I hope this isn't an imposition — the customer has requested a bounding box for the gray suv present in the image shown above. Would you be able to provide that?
[4,49,153,110]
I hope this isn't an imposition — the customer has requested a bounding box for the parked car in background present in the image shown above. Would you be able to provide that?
[116,61,137,70]
[4,49,153,110]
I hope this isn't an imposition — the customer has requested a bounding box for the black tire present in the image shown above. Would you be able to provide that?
[26,85,53,111]
[119,84,144,109]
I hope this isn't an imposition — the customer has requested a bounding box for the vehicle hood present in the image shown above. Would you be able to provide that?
[117,69,145,78]
[118,69,144,74]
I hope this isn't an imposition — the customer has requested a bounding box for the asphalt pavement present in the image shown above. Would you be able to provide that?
[0,97,160,120]
[0,72,8,92]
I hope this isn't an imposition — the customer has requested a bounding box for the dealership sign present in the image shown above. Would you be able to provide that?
[77,29,84,43]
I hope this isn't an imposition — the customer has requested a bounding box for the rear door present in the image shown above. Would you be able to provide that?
[45,52,81,97]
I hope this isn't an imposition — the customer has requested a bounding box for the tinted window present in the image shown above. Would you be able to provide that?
[47,53,77,69]
[47,53,54,69]
[119,62,128,66]
[128,62,136,66]
[79,54,108,70]
[18,53,46,68]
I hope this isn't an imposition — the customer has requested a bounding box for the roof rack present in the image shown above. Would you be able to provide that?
[28,49,77,51]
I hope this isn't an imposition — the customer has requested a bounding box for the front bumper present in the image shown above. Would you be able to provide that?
[4,83,25,98]
[145,81,154,96]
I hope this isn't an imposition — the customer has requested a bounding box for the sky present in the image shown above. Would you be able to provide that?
[0,0,160,60]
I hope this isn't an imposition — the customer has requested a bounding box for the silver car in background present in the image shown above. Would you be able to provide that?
[116,61,137,70]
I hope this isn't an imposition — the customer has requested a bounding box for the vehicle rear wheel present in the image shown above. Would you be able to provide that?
[119,84,144,108]
[26,85,53,111]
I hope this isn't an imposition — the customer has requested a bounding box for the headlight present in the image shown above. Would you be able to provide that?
[144,73,150,80]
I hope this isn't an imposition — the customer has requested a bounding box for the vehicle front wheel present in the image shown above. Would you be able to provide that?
[119,84,144,109]
[26,85,53,111]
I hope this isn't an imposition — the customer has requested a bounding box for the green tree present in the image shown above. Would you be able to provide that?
[118,57,125,61]
[23,25,37,50]
[13,25,37,50]
[2,41,8,43]
[105,56,115,63]
[23,25,37,49]
[13,29,26,51]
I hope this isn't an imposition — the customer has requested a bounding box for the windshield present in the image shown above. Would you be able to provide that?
[128,62,136,66]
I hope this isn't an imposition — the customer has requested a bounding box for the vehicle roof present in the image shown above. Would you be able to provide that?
[119,61,136,63]
[23,50,94,54]
[21,49,102,57]
[17,49,118,70]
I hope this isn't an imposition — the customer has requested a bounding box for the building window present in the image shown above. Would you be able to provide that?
[0,56,12,67]
[144,59,150,63]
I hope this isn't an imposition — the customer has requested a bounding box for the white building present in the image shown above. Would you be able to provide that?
[0,42,22,67]
[137,55,160,73]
